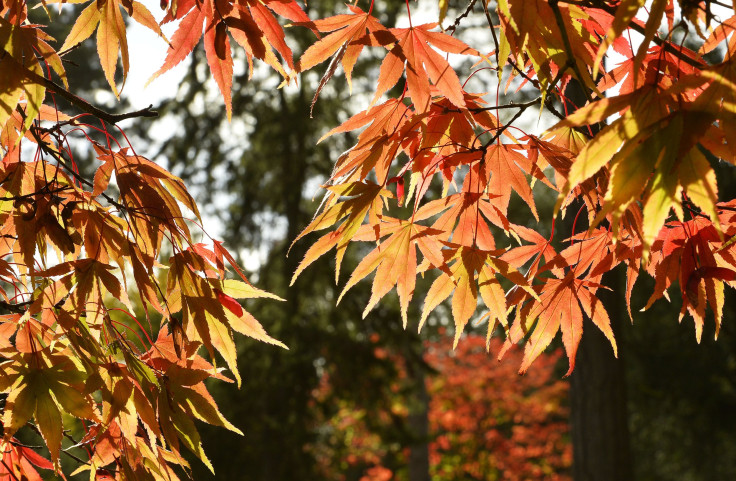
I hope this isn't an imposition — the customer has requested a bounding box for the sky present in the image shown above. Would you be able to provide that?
[122,0,185,111]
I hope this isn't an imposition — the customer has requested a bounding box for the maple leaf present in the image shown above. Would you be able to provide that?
[296,5,391,94]
[497,0,599,94]
[505,272,617,375]
[589,0,677,80]
[0,349,100,469]
[337,217,444,326]
[486,143,553,220]
[167,248,285,386]
[415,159,510,251]
[420,245,533,347]
[34,258,133,330]
[95,145,201,260]
[214,278,286,347]
[296,7,478,112]
[700,15,736,55]
[688,56,736,162]
[0,439,52,481]
[60,0,165,96]
[291,181,393,283]
[555,85,721,254]
[0,160,83,274]
[630,0,670,75]
[150,0,308,118]
[325,100,424,185]
[501,224,560,280]
[375,23,478,111]
[644,218,733,341]
[598,43,704,96]
[0,19,67,133]
[137,330,243,471]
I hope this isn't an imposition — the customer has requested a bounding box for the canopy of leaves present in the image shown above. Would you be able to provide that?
[4,0,736,478]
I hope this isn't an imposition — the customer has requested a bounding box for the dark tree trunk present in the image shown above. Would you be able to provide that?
[562,71,633,480]
[569,268,632,481]
[407,356,430,481]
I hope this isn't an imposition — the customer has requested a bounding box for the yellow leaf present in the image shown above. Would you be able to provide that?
[34,393,63,469]
[439,0,449,25]
[593,0,646,77]
[181,384,243,435]
[632,0,668,79]
[679,147,720,234]
[1,383,35,439]
[225,308,287,349]
[59,2,102,53]
[221,279,284,301]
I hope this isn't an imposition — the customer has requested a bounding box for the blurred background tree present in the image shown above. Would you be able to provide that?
[308,336,571,481]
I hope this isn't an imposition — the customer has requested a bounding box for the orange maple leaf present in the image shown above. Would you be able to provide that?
[505,272,617,375]
[337,217,444,326]
[150,0,308,118]
[375,23,478,111]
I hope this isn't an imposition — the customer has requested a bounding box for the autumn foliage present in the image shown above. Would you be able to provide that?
[309,335,570,480]
[2,0,736,478]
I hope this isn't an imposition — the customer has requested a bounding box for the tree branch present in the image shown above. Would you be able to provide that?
[482,99,538,148]
[482,0,501,68]
[0,300,32,314]
[2,48,158,124]
[446,0,478,34]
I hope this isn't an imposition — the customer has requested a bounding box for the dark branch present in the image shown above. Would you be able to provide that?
[2,48,158,124]
[446,0,478,34]
[0,300,32,314]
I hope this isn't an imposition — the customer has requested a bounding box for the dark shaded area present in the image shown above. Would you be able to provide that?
[622,157,736,481]
[570,274,632,481]
[625,284,736,481]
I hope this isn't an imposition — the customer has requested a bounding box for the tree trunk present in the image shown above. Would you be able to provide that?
[407,354,430,481]
[562,69,633,480]
[569,268,632,481]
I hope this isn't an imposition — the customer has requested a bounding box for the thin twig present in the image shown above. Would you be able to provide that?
[482,101,535,148]
[8,440,45,450]
[544,98,567,120]
[0,185,71,202]
[482,0,501,67]
[446,0,478,34]
[26,126,127,211]
[483,2,543,89]
[445,97,543,114]
[0,300,32,314]
[542,60,577,121]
